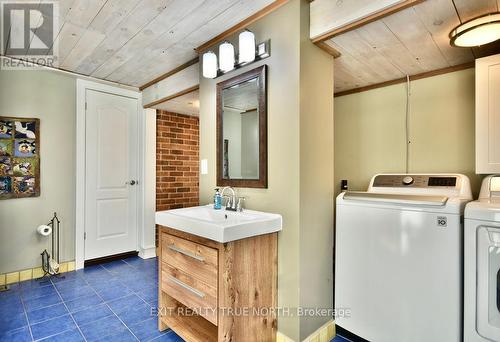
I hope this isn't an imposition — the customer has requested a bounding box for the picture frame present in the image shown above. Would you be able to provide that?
[0,117,40,199]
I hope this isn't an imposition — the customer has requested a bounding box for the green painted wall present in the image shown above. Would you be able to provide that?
[199,1,302,337]
[0,68,76,274]
[334,68,482,197]
[199,1,334,339]
[298,0,334,337]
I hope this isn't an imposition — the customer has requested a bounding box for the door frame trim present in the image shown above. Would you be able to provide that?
[76,80,152,270]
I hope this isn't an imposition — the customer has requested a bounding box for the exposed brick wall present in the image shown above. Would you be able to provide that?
[156,110,199,245]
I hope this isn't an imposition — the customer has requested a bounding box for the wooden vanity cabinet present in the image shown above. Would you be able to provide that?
[157,226,278,342]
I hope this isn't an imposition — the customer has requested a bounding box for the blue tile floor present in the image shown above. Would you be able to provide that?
[0,257,184,342]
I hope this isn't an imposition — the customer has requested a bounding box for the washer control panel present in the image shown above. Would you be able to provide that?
[372,175,457,188]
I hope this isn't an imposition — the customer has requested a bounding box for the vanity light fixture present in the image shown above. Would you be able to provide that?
[219,41,235,73]
[238,30,256,64]
[202,51,217,79]
[201,31,270,79]
[450,12,500,47]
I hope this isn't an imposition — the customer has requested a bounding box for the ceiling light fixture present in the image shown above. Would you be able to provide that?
[202,51,217,79]
[450,12,500,47]
[238,30,256,64]
[219,41,235,73]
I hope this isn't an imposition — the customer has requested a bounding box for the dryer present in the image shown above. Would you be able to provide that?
[465,175,500,341]
[335,174,472,342]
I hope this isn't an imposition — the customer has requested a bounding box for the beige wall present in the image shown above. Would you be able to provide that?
[298,0,335,338]
[0,68,76,274]
[334,68,482,197]
[199,1,302,338]
[199,1,334,339]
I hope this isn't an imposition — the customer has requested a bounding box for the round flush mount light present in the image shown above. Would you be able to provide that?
[202,51,217,79]
[238,30,256,64]
[219,41,235,72]
[450,12,500,47]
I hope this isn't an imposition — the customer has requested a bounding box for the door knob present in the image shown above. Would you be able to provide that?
[126,180,136,185]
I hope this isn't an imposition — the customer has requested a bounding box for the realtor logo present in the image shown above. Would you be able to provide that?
[1,1,59,68]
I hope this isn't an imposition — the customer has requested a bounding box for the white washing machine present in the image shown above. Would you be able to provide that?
[465,175,500,341]
[335,174,472,342]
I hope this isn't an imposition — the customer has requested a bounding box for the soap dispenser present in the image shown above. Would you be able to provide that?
[214,188,222,210]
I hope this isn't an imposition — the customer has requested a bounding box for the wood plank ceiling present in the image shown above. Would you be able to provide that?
[324,0,500,94]
[2,0,275,87]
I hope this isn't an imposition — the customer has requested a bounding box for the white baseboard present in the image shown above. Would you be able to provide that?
[139,246,157,259]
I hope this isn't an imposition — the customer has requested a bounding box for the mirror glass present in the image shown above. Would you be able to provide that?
[222,77,259,180]
[217,65,267,188]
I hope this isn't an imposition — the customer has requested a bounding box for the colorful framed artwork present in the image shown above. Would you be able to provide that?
[0,140,13,156]
[14,139,36,157]
[0,117,40,199]
[0,157,12,175]
[0,120,13,138]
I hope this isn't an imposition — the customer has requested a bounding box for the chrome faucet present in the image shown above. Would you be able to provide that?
[220,187,245,212]
[221,186,237,211]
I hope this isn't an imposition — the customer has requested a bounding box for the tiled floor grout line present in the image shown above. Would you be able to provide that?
[18,288,35,342]
[101,261,166,342]
[2,258,171,342]
[85,260,150,341]
[50,277,89,342]
[86,268,142,342]
[103,260,158,307]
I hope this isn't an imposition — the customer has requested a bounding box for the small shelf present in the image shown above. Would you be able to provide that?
[159,294,218,342]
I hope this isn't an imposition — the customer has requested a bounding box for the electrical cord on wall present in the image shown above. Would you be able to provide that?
[405,75,411,174]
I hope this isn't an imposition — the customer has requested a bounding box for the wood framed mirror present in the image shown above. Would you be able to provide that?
[216,65,267,188]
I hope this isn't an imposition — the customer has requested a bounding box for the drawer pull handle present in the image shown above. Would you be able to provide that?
[168,275,205,298]
[168,245,205,262]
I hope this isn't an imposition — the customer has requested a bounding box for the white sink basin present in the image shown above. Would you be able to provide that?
[155,205,282,243]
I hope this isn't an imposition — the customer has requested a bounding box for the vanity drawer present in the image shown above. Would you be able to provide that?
[161,233,218,288]
[161,262,218,326]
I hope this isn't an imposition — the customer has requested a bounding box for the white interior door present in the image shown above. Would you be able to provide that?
[85,89,139,260]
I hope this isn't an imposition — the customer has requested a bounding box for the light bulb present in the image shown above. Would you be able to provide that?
[238,30,255,64]
[202,51,217,79]
[219,41,235,73]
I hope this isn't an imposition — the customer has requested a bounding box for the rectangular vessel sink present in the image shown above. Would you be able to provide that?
[155,205,282,243]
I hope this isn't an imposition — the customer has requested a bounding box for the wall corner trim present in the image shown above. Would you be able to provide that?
[138,246,157,259]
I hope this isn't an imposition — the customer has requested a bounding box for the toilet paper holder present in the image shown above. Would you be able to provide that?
[38,212,62,280]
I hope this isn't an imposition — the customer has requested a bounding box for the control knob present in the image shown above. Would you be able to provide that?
[402,176,414,186]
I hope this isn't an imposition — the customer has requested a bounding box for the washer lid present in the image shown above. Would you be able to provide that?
[343,191,448,206]
[465,199,500,221]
